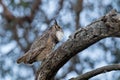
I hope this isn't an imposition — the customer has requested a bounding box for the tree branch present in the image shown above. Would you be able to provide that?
[0,0,15,21]
[36,9,120,80]
[0,0,41,23]
[70,64,120,80]
[74,0,83,29]
[0,0,42,50]
[27,0,42,23]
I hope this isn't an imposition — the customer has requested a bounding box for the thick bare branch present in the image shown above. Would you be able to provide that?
[36,9,120,80]
[70,64,120,80]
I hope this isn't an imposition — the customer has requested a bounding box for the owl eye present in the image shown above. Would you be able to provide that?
[54,26,57,29]
[57,26,60,29]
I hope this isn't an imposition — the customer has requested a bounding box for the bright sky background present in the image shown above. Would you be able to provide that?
[1,0,120,80]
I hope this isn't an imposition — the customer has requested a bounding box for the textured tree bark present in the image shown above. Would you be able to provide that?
[36,10,120,80]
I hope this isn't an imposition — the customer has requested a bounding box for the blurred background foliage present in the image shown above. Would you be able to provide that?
[0,0,120,80]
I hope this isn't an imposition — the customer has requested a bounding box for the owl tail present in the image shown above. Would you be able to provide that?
[17,50,35,64]
[17,51,30,64]
[17,55,27,64]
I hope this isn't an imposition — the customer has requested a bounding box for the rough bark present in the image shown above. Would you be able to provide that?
[70,64,120,80]
[36,9,120,80]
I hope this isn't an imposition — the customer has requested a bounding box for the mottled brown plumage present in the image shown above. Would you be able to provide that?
[17,21,64,64]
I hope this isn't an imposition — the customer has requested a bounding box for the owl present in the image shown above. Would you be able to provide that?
[17,20,64,64]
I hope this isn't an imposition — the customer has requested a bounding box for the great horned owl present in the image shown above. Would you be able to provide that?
[17,21,64,64]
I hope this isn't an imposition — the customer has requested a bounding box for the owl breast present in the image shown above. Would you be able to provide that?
[56,31,64,41]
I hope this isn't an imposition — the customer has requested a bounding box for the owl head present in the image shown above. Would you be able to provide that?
[51,20,64,42]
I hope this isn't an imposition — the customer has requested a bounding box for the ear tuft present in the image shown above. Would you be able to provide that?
[54,19,58,25]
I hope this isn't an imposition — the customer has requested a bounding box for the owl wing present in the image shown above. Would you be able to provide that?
[17,37,47,64]
[26,31,50,63]
[17,30,50,64]
[26,45,46,63]
[30,29,50,50]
